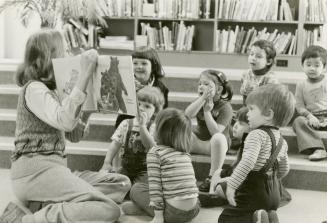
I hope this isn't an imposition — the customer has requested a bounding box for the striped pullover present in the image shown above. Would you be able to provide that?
[228,128,290,190]
[147,145,198,210]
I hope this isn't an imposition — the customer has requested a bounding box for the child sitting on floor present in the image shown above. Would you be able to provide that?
[122,108,200,223]
[101,86,164,185]
[218,84,295,223]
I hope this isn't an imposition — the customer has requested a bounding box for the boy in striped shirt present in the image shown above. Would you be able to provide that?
[218,84,295,223]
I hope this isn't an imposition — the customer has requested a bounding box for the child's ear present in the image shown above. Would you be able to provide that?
[266,58,273,66]
[264,109,274,122]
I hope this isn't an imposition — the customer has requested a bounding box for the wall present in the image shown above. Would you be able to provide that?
[1,7,40,59]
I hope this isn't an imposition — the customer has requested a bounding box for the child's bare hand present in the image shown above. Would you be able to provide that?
[138,111,148,127]
[80,49,98,79]
[203,98,214,112]
[100,164,115,173]
[209,169,222,194]
[307,114,320,128]
[226,185,236,206]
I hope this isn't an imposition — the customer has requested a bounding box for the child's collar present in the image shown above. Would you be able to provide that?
[252,66,271,76]
[257,125,279,130]
[307,74,325,83]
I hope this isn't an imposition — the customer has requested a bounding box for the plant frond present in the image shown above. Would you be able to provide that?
[84,0,107,27]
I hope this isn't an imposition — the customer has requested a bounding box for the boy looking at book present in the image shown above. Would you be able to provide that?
[293,45,327,161]
[240,40,278,104]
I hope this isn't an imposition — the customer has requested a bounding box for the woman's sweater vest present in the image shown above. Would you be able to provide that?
[12,81,66,162]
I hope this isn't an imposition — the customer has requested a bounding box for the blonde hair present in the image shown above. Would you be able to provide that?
[246,84,295,127]
[155,108,192,152]
[16,28,65,89]
[137,86,165,113]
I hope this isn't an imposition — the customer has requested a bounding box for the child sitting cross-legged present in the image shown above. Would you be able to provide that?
[217,84,295,223]
[293,45,327,161]
[122,108,200,223]
[101,86,164,185]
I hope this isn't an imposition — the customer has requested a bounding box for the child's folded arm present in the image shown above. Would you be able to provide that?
[295,82,310,117]
[277,143,290,178]
[147,148,165,210]
[227,130,262,190]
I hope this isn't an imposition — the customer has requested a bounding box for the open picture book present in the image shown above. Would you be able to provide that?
[52,55,137,116]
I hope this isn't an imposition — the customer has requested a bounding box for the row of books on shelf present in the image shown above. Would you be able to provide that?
[97,0,212,19]
[304,0,327,22]
[217,0,294,21]
[63,19,101,49]
[304,25,327,49]
[140,21,194,51]
[215,26,297,55]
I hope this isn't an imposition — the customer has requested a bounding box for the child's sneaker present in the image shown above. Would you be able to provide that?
[253,209,269,223]
[268,210,279,223]
[309,149,327,161]
[198,176,211,192]
[0,202,31,223]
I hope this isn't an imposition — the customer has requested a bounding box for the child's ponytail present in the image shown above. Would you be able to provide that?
[205,70,233,101]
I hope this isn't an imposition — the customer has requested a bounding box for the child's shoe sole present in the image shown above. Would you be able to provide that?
[268,210,279,223]
[253,209,269,223]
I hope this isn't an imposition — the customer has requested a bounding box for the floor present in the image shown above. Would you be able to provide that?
[0,169,326,223]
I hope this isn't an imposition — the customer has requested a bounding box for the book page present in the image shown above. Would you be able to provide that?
[94,55,137,116]
[52,56,97,111]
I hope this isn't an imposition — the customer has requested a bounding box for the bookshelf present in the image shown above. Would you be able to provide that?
[66,0,327,72]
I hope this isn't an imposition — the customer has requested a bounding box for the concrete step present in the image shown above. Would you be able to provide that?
[162,67,302,93]
[0,84,244,110]
[0,136,326,191]
[0,108,117,142]
[0,64,304,92]
[2,108,327,154]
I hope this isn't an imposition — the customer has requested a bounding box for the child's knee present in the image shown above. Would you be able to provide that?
[103,200,121,222]
[211,133,228,149]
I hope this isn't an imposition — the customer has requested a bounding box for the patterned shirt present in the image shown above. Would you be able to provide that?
[295,75,327,116]
[227,128,290,190]
[240,69,278,96]
[194,100,233,144]
[147,145,198,210]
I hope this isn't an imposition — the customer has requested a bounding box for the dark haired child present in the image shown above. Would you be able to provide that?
[218,84,295,223]
[293,45,327,161]
[115,46,169,128]
[122,108,200,223]
[101,86,165,185]
[1,29,130,223]
[240,39,279,104]
[185,69,234,193]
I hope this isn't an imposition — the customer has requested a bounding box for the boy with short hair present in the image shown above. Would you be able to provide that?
[293,45,327,161]
[218,84,295,223]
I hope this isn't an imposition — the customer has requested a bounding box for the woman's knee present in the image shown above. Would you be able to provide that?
[121,175,132,193]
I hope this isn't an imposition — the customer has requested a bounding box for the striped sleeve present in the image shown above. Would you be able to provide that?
[277,141,290,179]
[228,130,262,190]
[147,147,164,210]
